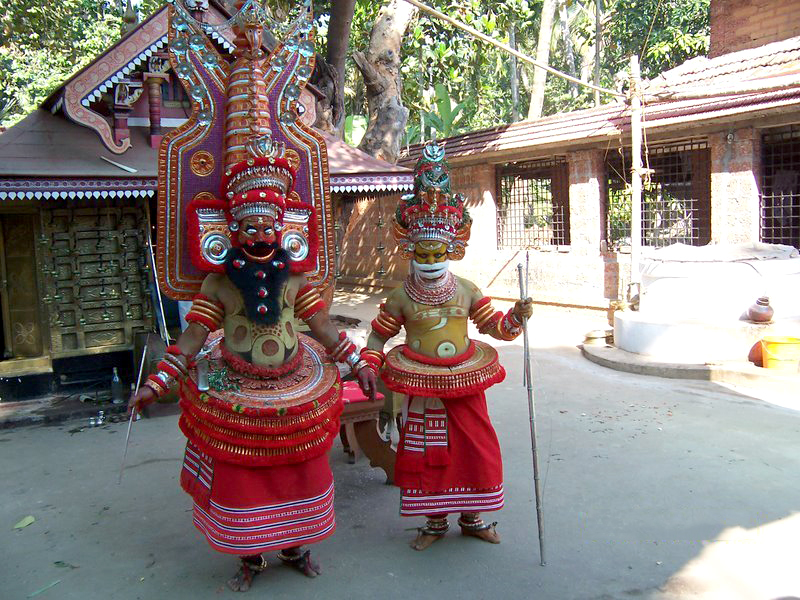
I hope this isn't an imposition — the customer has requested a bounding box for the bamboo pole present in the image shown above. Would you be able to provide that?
[517,263,546,566]
[399,0,624,100]
[629,55,643,296]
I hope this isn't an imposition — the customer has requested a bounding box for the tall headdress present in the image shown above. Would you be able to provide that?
[393,142,472,260]
[157,0,335,300]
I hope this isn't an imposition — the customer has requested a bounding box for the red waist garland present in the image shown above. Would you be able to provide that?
[382,340,505,399]
[220,340,305,379]
[179,377,342,467]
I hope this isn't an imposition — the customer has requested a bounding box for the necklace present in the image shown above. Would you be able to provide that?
[404,270,457,305]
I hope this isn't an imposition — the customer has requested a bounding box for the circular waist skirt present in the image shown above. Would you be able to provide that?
[179,331,342,467]
[381,340,505,399]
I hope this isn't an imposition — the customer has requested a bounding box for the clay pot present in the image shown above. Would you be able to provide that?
[747,296,774,323]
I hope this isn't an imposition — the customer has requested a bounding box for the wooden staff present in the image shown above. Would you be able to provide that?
[523,250,529,387]
[517,263,546,566]
[118,344,148,484]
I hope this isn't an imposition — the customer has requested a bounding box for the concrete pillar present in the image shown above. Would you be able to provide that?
[710,127,761,245]
[567,149,605,255]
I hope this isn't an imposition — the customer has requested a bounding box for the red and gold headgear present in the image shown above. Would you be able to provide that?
[393,142,472,260]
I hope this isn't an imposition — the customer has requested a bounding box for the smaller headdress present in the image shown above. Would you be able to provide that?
[393,142,472,260]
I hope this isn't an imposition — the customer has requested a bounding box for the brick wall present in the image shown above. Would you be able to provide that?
[711,0,800,57]
[709,127,761,243]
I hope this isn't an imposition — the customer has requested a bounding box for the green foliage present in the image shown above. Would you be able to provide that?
[343,114,367,146]
[0,0,161,127]
[1,0,711,136]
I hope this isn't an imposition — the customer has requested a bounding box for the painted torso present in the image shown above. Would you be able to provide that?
[393,277,479,360]
[202,273,302,368]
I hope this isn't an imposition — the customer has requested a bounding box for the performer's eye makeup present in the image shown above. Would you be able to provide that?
[245,226,257,234]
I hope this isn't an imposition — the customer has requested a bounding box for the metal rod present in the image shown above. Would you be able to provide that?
[629,55,643,297]
[523,250,530,387]
[399,0,624,99]
[144,202,170,343]
[517,263,546,566]
[119,344,148,484]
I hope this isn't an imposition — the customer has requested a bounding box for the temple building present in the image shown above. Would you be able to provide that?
[0,1,410,396]
[340,0,800,311]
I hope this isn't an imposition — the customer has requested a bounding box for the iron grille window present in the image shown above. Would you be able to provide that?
[605,140,711,249]
[496,158,570,249]
[761,126,800,248]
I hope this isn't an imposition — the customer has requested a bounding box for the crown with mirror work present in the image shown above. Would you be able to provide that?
[393,142,472,260]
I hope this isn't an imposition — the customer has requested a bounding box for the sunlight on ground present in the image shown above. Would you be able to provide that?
[658,513,800,600]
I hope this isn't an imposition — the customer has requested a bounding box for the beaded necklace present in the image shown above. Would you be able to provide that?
[404,270,457,306]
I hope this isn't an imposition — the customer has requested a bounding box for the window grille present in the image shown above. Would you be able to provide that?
[761,126,800,248]
[496,158,570,249]
[605,140,710,249]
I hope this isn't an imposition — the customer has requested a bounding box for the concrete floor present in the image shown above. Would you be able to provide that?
[1,296,799,600]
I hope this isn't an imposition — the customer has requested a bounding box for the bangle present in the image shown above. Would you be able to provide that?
[354,359,371,373]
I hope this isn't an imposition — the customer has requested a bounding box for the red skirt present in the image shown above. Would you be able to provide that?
[395,392,504,516]
[180,441,335,555]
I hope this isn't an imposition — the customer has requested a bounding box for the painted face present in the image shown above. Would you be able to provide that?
[413,241,448,264]
[238,215,279,262]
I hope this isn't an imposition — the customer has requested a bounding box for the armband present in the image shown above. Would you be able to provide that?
[370,303,404,339]
[294,284,327,322]
[185,294,224,332]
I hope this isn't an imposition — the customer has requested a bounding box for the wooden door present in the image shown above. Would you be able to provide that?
[0,215,44,358]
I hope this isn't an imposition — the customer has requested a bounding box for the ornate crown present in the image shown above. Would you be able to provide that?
[393,142,472,260]
[218,3,303,225]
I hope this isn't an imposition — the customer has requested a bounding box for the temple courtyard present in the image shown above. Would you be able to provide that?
[1,294,798,600]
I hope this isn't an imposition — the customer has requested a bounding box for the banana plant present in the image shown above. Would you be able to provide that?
[422,83,466,139]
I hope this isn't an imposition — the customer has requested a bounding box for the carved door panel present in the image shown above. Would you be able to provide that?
[0,215,44,358]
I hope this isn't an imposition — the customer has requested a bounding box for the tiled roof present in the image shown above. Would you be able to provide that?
[401,36,800,165]
[646,35,800,92]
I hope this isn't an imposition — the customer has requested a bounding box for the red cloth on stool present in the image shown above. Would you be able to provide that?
[341,380,384,404]
[180,441,336,555]
[395,392,504,516]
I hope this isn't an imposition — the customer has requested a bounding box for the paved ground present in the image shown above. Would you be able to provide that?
[2,293,799,600]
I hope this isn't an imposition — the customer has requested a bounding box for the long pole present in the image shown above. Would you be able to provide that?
[517,263,546,566]
[118,344,148,484]
[399,0,624,100]
[523,251,529,387]
[629,55,643,299]
[144,202,170,342]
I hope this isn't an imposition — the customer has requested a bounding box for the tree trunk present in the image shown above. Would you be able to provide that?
[312,0,357,136]
[509,25,519,122]
[558,0,578,98]
[527,0,557,120]
[353,0,417,163]
[594,0,604,107]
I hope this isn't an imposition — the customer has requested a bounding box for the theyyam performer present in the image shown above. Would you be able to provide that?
[363,142,533,551]
[129,0,375,591]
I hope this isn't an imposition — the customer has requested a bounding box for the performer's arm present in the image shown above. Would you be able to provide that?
[293,277,377,401]
[128,275,223,413]
[363,290,404,373]
[466,280,533,342]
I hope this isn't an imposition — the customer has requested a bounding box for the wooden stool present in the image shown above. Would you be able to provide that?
[339,381,396,483]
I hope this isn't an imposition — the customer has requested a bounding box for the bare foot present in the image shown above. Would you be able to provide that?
[460,521,501,544]
[227,555,267,592]
[410,529,445,551]
[278,549,322,578]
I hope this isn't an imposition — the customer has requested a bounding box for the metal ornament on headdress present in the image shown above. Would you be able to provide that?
[392,142,472,261]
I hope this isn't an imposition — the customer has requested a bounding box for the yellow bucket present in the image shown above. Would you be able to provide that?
[760,336,800,371]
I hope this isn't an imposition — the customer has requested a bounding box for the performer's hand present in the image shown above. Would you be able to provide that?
[356,367,377,402]
[127,386,156,417]
[513,297,534,322]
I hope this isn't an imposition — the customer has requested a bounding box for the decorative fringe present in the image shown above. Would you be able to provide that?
[221,342,305,378]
